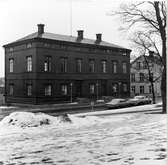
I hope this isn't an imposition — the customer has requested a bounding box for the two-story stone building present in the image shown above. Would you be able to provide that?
[4,24,131,104]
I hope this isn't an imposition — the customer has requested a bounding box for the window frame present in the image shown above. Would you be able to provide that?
[89,59,95,73]
[122,62,127,74]
[9,58,14,73]
[45,84,52,96]
[60,57,67,73]
[26,56,32,72]
[61,84,68,95]
[76,58,82,73]
[101,60,107,73]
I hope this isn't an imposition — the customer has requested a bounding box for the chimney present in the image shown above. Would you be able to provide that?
[37,24,44,35]
[96,33,102,43]
[149,51,154,57]
[77,30,84,40]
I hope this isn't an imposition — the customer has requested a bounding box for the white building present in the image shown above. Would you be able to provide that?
[130,51,163,98]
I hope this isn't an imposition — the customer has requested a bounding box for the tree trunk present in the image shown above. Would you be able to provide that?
[161,33,166,113]
[151,82,156,104]
[161,67,166,113]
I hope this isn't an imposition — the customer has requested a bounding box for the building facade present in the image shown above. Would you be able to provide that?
[130,52,163,98]
[4,24,131,104]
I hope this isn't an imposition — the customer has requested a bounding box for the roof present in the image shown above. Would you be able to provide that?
[4,32,130,50]
[131,55,163,66]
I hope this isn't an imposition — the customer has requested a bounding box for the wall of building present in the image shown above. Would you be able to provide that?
[5,39,130,104]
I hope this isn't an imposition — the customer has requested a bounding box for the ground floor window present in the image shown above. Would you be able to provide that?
[9,84,14,96]
[89,84,95,94]
[61,84,68,95]
[27,84,32,96]
[112,83,118,93]
[131,86,135,93]
[149,85,152,94]
[45,85,52,96]
[122,83,128,92]
[140,86,144,94]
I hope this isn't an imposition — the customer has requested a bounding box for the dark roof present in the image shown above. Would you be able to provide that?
[4,32,130,50]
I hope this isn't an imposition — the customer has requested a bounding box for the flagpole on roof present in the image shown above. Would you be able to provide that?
[70,0,72,36]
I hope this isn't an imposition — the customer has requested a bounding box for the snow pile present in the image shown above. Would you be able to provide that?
[0,112,55,128]
[0,112,106,130]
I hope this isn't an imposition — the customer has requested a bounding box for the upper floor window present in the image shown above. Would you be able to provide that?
[45,85,52,96]
[44,56,52,72]
[9,58,14,73]
[9,47,14,52]
[101,60,107,73]
[113,61,118,73]
[131,74,135,82]
[123,52,127,56]
[60,58,67,73]
[26,43,32,48]
[122,62,127,73]
[143,61,147,69]
[139,73,144,82]
[89,84,95,94]
[27,84,32,96]
[137,62,141,69]
[89,59,95,73]
[9,84,14,96]
[27,56,32,72]
[76,59,82,73]
[61,84,68,95]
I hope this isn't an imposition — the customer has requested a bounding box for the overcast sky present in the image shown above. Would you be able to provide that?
[0,0,133,77]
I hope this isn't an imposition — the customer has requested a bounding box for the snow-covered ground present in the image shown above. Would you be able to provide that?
[0,103,167,165]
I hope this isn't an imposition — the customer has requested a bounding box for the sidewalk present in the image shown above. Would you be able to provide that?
[0,102,162,121]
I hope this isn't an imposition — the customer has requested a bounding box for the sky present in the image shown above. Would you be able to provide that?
[0,0,133,77]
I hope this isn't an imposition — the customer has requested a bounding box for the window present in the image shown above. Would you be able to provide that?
[27,56,32,72]
[112,83,118,93]
[9,47,14,52]
[89,84,95,94]
[149,85,152,94]
[26,43,32,48]
[140,86,144,94]
[101,60,107,73]
[9,84,14,96]
[137,62,141,69]
[122,62,127,73]
[76,59,82,73]
[143,62,147,69]
[44,56,52,72]
[113,61,117,73]
[123,83,127,92]
[60,58,67,73]
[139,73,145,82]
[89,59,95,73]
[9,58,14,73]
[131,74,135,82]
[27,84,32,96]
[61,84,68,95]
[131,86,135,93]
[123,52,127,56]
[45,85,52,96]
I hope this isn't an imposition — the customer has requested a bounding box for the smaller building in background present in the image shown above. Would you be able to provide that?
[130,51,163,98]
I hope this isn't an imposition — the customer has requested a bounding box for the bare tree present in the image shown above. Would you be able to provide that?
[112,1,166,112]
[131,31,163,104]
